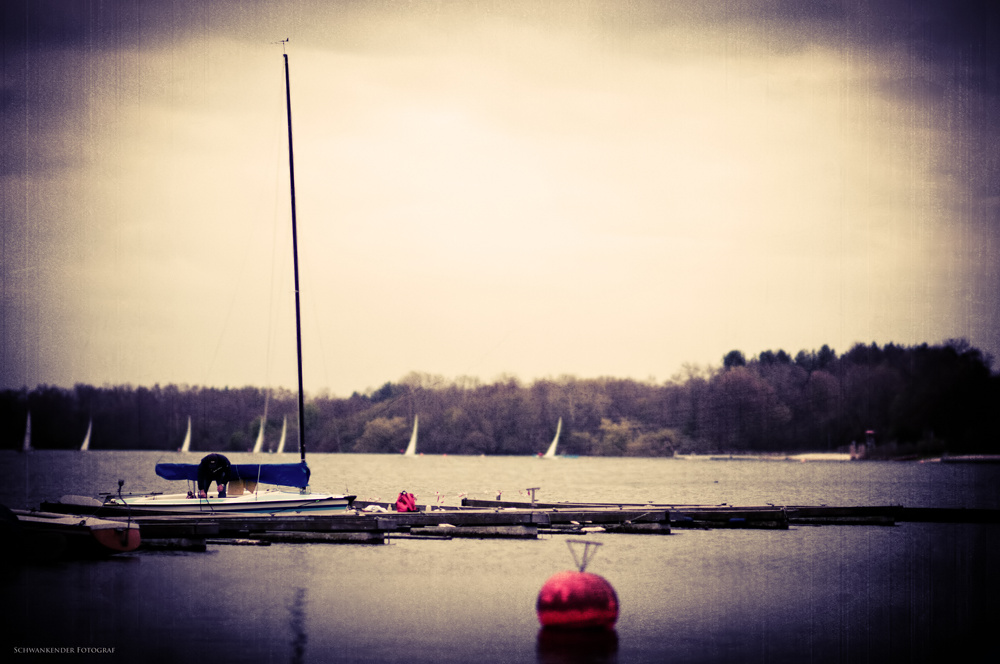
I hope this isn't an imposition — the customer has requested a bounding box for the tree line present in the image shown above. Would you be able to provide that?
[2,340,997,457]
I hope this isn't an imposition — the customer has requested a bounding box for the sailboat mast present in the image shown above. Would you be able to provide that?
[283,51,307,464]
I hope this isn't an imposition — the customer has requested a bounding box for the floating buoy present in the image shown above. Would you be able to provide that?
[536,540,618,630]
[537,571,619,629]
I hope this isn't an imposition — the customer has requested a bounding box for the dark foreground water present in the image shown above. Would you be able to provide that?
[2,452,999,663]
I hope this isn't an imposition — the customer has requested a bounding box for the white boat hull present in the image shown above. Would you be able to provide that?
[105,489,355,515]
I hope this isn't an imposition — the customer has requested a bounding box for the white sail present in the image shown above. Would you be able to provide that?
[80,418,92,451]
[22,411,32,452]
[404,416,419,456]
[252,416,265,454]
[180,416,192,452]
[275,416,287,454]
[543,417,562,459]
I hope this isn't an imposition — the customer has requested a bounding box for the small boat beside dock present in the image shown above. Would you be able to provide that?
[4,507,141,561]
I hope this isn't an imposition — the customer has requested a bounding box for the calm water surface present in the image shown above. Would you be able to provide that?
[2,452,999,663]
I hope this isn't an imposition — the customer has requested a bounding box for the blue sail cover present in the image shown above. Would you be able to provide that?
[155,462,311,489]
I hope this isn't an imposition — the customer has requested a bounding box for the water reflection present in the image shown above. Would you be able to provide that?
[288,586,307,664]
[536,628,618,664]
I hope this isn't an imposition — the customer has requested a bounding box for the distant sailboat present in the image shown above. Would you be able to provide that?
[542,417,562,459]
[404,416,419,456]
[252,416,266,454]
[80,419,92,451]
[179,416,192,453]
[275,416,288,454]
[253,391,270,453]
[22,411,32,452]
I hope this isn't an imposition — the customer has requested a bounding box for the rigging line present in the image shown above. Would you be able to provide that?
[264,58,290,393]
[464,328,515,381]
[259,86,288,431]
[265,497,329,514]
[203,52,288,391]
[200,200,275,391]
[300,246,332,394]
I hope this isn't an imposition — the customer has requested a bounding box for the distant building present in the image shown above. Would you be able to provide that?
[850,430,876,460]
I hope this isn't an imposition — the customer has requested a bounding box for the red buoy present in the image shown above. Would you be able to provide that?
[536,570,619,629]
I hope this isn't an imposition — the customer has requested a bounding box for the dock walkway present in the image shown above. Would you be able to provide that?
[34,496,999,550]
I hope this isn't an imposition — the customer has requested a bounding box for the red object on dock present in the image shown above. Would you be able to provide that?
[395,491,417,512]
[536,570,619,629]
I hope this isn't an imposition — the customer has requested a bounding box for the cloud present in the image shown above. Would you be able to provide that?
[3,0,998,395]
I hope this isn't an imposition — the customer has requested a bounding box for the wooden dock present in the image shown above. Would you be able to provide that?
[461,498,789,529]
[31,496,999,552]
[108,504,671,546]
[460,498,1000,526]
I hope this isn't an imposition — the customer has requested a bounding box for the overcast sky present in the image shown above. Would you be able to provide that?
[3,0,998,397]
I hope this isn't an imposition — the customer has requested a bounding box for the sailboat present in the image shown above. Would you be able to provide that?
[179,416,192,453]
[80,418,92,451]
[63,48,355,516]
[22,411,32,452]
[253,390,270,453]
[275,416,288,454]
[252,416,266,454]
[403,416,419,456]
[542,417,562,459]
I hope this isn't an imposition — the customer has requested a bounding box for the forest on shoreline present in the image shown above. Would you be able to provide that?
[2,340,997,458]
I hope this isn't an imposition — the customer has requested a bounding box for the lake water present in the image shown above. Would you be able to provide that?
[2,452,999,663]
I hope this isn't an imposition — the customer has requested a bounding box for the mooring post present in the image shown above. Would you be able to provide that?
[526,487,540,508]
